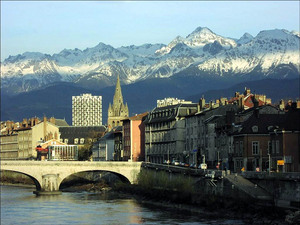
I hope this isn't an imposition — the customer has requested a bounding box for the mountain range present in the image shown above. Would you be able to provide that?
[1,26,299,123]
[1,27,299,95]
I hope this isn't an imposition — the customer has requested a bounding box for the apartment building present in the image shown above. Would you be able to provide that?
[72,93,102,126]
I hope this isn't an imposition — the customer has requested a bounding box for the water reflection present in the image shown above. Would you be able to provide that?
[1,186,244,225]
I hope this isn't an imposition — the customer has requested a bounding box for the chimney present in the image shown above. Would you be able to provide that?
[252,96,259,108]
[198,97,205,112]
[244,87,251,96]
[50,117,55,124]
[279,99,285,110]
[43,116,47,141]
[22,118,28,128]
[239,97,244,110]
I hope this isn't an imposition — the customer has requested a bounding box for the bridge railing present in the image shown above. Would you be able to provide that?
[242,171,300,181]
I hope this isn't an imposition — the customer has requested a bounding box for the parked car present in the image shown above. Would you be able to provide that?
[190,163,197,169]
[172,160,180,166]
[205,170,215,179]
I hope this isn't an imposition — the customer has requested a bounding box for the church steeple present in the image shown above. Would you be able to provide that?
[107,75,129,131]
[113,75,124,108]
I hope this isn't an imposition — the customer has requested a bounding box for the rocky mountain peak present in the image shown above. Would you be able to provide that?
[237,33,254,45]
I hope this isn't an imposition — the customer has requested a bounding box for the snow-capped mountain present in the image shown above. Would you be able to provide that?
[1,26,299,95]
[189,29,300,78]
[237,33,254,45]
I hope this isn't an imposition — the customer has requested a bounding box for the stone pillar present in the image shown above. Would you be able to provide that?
[34,174,61,195]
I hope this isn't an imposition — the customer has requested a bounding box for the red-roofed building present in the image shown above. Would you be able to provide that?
[228,87,271,110]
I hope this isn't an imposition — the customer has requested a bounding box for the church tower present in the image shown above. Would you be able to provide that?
[107,76,129,130]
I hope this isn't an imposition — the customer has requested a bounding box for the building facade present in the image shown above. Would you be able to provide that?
[91,126,122,161]
[122,112,148,162]
[0,134,19,159]
[186,104,240,169]
[232,113,286,172]
[144,103,198,164]
[72,93,102,126]
[269,109,300,172]
[107,76,129,131]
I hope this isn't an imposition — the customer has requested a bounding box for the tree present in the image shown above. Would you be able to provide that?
[78,130,105,161]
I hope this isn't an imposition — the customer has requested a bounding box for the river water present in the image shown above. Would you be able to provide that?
[1,185,245,225]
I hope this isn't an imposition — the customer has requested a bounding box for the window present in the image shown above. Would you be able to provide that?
[252,141,259,155]
[64,139,68,144]
[80,138,85,144]
[74,138,78,144]
[239,141,243,155]
[235,141,239,154]
[268,141,272,154]
[252,126,258,133]
[276,140,280,154]
[272,140,275,154]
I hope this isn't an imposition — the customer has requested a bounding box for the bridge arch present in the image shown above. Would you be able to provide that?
[0,169,42,191]
[59,170,131,190]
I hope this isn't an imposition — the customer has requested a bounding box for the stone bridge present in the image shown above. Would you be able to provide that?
[0,161,142,194]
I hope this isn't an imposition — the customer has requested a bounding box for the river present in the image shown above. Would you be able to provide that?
[1,185,245,225]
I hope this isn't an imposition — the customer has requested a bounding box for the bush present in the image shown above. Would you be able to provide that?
[137,169,195,194]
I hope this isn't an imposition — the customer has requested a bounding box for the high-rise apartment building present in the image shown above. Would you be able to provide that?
[72,93,102,126]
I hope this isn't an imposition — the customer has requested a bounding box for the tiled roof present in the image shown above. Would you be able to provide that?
[129,112,148,121]
[55,119,69,127]
[235,110,300,135]
[144,104,197,124]
[59,126,107,144]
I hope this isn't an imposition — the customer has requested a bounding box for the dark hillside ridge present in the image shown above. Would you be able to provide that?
[1,78,299,124]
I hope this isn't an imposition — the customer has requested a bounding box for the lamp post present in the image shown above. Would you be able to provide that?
[268,152,271,174]
[168,148,170,168]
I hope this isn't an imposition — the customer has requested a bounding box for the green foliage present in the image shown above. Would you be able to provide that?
[137,169,195,194]
[78,130,105,161]
[78,147,91,161]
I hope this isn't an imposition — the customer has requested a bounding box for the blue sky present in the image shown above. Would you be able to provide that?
[1,1,299,61]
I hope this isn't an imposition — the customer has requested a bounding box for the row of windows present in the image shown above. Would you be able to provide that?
[146,143,175,154]
[268,140,280,154]
[234,140,280,156]
[151,109,175,119]
[146,121,175,131]
[60,138,85,144]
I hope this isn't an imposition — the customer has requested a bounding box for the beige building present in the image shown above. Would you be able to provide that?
[0,134,19,159]
[17,118,60,159]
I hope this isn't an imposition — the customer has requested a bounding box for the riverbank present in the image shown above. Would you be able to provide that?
[115,183,290,225]
[0,182,35,188]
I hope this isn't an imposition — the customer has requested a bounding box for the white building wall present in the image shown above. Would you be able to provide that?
[72,93,102,126]
[107,139,114,161]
